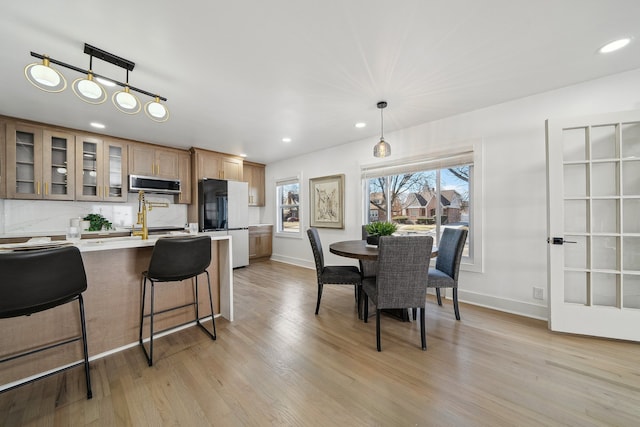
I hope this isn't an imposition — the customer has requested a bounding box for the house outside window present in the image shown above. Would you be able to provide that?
[276,177,301,236]
[362,149,481,269]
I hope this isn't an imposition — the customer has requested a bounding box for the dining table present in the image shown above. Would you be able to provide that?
[329,238,437,321]
[329,239,438,261]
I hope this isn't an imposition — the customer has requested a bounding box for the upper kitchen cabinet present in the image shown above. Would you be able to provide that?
[129,143,180,179]
[6,122,75,200]
[75,136,127,202]
[0,120,6,198]
[191,148,243,181]
[243,161,265,206]
[177,151,191,204]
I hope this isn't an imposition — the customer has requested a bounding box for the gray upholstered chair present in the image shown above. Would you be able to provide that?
[0,246,92,399]
[307,228,361,315]
[362,235,433,351]
[428,227,468,320]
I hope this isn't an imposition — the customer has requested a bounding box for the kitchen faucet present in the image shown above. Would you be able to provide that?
[132,191,169,240]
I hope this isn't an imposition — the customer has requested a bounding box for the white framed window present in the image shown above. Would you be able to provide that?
[276,176,302,238]
[361,146,483,271]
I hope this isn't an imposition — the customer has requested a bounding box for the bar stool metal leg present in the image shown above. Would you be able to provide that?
[78,294,92,399]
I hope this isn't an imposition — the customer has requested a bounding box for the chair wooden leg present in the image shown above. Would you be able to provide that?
[436,288,443,306]
[315,283,323,315]
[453,288,461,320]
[376,309,382,352]
[77,295,92,399]
[420,307,427,350]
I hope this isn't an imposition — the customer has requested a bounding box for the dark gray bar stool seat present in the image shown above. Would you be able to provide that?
[139,236,217,366]
[0,246,92,399]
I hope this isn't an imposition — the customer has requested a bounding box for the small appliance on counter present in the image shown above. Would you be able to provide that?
[198,178,249,268]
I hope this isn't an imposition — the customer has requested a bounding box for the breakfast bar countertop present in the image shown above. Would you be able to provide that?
[0,232,231,253]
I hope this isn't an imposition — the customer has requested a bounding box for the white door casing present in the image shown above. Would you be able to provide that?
[546,109,640,342]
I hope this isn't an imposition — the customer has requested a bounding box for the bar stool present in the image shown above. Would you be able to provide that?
[139,235,217,366]
[0,246,92,399]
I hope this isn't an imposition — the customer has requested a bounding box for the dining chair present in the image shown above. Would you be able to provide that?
[428,227,468,320]
[139,235,217,366]
[0,246,92,399]
[307,228,362,315]
[362,235,433,351]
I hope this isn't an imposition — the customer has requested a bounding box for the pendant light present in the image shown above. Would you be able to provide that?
[144,96,170,122]
[24,56,67,93]
[112,68,141,114]
[24,44,167,121]
[374,101,391,158]
[72,54,107,104]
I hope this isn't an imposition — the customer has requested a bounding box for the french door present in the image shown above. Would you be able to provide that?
[546,109,640,341]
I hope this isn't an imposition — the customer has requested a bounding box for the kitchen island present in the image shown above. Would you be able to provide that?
[0,233,233,389]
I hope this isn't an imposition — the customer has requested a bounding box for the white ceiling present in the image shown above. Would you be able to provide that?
[1,1,639,165]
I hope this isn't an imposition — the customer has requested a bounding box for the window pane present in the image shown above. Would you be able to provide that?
[367,177,387,222]
[277,181,300,233]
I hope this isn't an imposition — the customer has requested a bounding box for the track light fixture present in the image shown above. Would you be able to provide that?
[373,101,391,158]
[24,43,168,122]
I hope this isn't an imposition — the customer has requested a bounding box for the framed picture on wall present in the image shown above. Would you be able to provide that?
[309,174,345,229]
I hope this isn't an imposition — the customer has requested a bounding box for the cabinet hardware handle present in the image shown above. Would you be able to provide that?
[98,186,102,197]
[105,186,109,198]
[37,181,40,195]
[44,182,48,196]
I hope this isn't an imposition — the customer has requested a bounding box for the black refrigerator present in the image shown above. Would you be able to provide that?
[198,178,249,268]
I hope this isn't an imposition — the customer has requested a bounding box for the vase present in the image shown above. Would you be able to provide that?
[366,235,379,246]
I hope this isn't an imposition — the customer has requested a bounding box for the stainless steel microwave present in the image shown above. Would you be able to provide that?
[129,175,181,194]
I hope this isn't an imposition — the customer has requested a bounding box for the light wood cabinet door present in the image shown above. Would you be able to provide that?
[42,129,75,200]
[249,225,272,259]
[177,152,191,204]
[104,140,127,202]
[128,144,156,176]
[5,123,73,200]
[6,123,43,199]
[75,135,104,201]
[0,120,5,198]
[198,151,221,180]
[243,162,265,206]
[221,156,243,181]
[76,137,128,202]
[129,144,179,179]
[155,148,179,178]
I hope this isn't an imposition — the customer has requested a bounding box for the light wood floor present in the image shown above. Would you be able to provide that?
[1,259,639,426]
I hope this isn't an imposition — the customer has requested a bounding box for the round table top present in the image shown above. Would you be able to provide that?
[329,239,438,261]
[329,240,378,261]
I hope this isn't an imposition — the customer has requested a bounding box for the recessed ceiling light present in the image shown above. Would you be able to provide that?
[240,153,247,158]
[90,122,105,129]
[599,38,631,53]
[282,137,292,143]
[355,122,366,128]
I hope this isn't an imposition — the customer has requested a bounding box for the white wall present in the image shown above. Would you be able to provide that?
[262,68,640,320]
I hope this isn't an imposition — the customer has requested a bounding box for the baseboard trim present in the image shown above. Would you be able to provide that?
[269,257,548,321]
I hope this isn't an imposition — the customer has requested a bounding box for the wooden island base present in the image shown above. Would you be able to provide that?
[0,237,232,388]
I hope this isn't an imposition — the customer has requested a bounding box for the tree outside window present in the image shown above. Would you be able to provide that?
[365,164,471,258]
[277,180,300,234]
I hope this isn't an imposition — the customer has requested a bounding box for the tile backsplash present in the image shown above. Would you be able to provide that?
[0,193,187,236]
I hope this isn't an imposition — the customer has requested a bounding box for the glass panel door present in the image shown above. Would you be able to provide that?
[75,136,103,201]
[547,110,640,342]
[104,141,127,202]
[43,130,74,200]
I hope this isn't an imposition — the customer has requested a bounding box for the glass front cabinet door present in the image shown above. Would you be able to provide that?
[75,136,127,202]
[6,123,74,200]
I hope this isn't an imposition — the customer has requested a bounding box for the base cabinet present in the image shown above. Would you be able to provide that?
[249,225,272,260]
